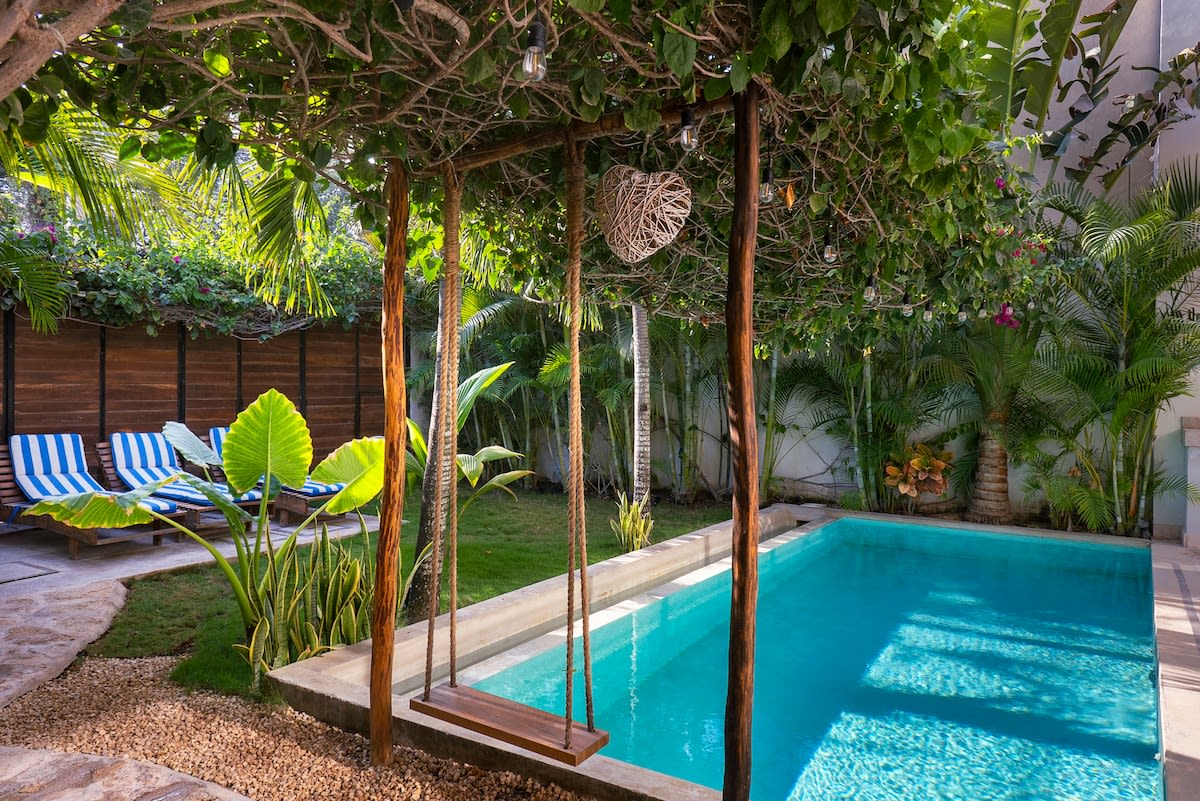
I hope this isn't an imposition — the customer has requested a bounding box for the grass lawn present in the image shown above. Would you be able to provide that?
[89,490,732,698]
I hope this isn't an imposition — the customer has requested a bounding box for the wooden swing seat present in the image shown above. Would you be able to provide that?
[409,684,609,766]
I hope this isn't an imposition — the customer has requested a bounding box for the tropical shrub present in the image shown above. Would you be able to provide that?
[610,492,654,553]
[884,444,953,499]
[1025,160,1200,534]
[30,389,399,688]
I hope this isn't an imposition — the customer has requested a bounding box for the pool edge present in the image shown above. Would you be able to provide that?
[1151,541,1200,801]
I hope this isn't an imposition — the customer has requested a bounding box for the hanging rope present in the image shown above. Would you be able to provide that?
[444,167,463,687]
[564,129,596,747]
[422,164,464,700]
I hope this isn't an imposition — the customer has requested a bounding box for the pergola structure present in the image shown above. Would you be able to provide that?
[7,3,1027,799]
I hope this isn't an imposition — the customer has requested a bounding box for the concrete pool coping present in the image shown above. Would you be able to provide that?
[269,507,1200,801]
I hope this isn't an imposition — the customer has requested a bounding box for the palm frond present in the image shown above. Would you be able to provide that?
[0,241,68,332]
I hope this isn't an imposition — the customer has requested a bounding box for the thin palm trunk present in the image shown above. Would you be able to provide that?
[760,348,779,497]
[406,287,450,617]
[631,302,651,505]
[538,314,567,489]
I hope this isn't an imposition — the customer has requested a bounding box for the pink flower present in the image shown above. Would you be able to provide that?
[993,303,1019,328]
[16,232,24,239]
[173,255,181,264]
[199,287,210,294]
[995,177,1006,189]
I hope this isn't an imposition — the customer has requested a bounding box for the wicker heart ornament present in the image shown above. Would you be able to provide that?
[595,165,691,264]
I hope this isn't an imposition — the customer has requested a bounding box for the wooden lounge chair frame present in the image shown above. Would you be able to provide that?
[0,443,185,559]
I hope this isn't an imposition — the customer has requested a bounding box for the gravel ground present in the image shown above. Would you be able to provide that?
[0,656,591,801]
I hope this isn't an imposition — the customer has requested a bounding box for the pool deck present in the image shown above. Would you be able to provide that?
[1151,541,1200,799]
[268,509,1200,801]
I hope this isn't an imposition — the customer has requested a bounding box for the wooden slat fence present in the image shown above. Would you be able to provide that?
[0,311,384,462]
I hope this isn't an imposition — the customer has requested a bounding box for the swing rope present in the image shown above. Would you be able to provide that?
[564,130,596,745]
[422,165,463,700]
[416,145,597,757]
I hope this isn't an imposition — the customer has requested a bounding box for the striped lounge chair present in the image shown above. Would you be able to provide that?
[2,433,182,558]
[108,431,264,510]
[210,426,345,525]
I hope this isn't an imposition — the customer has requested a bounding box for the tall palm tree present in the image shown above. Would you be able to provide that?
[1034,159,1200,534]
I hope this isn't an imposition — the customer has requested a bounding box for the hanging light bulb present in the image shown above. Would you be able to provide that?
[679,107,699,152]
[1027,298,1036,310]
[957,303,968,323]
[863,274,878,304]
[822,226,838,264]
[521,16,547,81]
[922,301,934,323]
[901,290,913,317]
[759,164,775,204]
[977,304,988,318]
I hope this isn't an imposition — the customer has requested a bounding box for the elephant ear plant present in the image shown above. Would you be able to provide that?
[30,388,405,689]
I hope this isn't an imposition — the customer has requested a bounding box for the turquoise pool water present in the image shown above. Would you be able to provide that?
[474,519,1160,800]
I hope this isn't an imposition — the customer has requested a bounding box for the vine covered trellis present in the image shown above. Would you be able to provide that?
[4,2,1197,799]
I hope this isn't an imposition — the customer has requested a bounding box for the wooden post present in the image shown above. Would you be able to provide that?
[722,81,761,801]
[370,159,410,765]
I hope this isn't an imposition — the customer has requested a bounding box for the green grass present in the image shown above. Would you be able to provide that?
[88,491,731,698]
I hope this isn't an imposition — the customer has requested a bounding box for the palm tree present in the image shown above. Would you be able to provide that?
[1033,159,1200,534]
[928,314,1044,524]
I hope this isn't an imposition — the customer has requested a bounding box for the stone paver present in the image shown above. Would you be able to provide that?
[0,580,125,710]
[0,746,252,800]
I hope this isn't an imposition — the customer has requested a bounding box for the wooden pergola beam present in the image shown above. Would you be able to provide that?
[424,95,735,176]
[722,81,760,801]
[369,158,410,765]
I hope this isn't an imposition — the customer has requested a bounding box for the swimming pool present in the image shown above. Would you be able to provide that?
[474,518,1160,800]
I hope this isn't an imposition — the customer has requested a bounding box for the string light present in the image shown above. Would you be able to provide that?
[922,301,933,322]
[521,16,547,81]
[863,274,878,304]
[679,107,699,152]
[977,304,988,318]
[759,165,775,203]
[1027,298,1036,310]
[957,303,968,323]
[760,123,776,204]
[822,225,838,264]
[901,290,913,317]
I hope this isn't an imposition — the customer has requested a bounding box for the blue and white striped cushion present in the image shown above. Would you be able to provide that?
[10,433,176,514]
[110,431,182,491]
[293,479,346,497]
[208,426,229,460]
[146,480,263,507]
[10,433,106,498]
[110,432,261,507]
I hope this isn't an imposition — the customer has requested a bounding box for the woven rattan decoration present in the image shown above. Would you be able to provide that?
[595,166,691,264]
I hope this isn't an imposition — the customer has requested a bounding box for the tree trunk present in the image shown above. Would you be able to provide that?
[369,160,409,765]
[631,302,651,505]
[722,81,760,801]
[966,425,1011,524]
